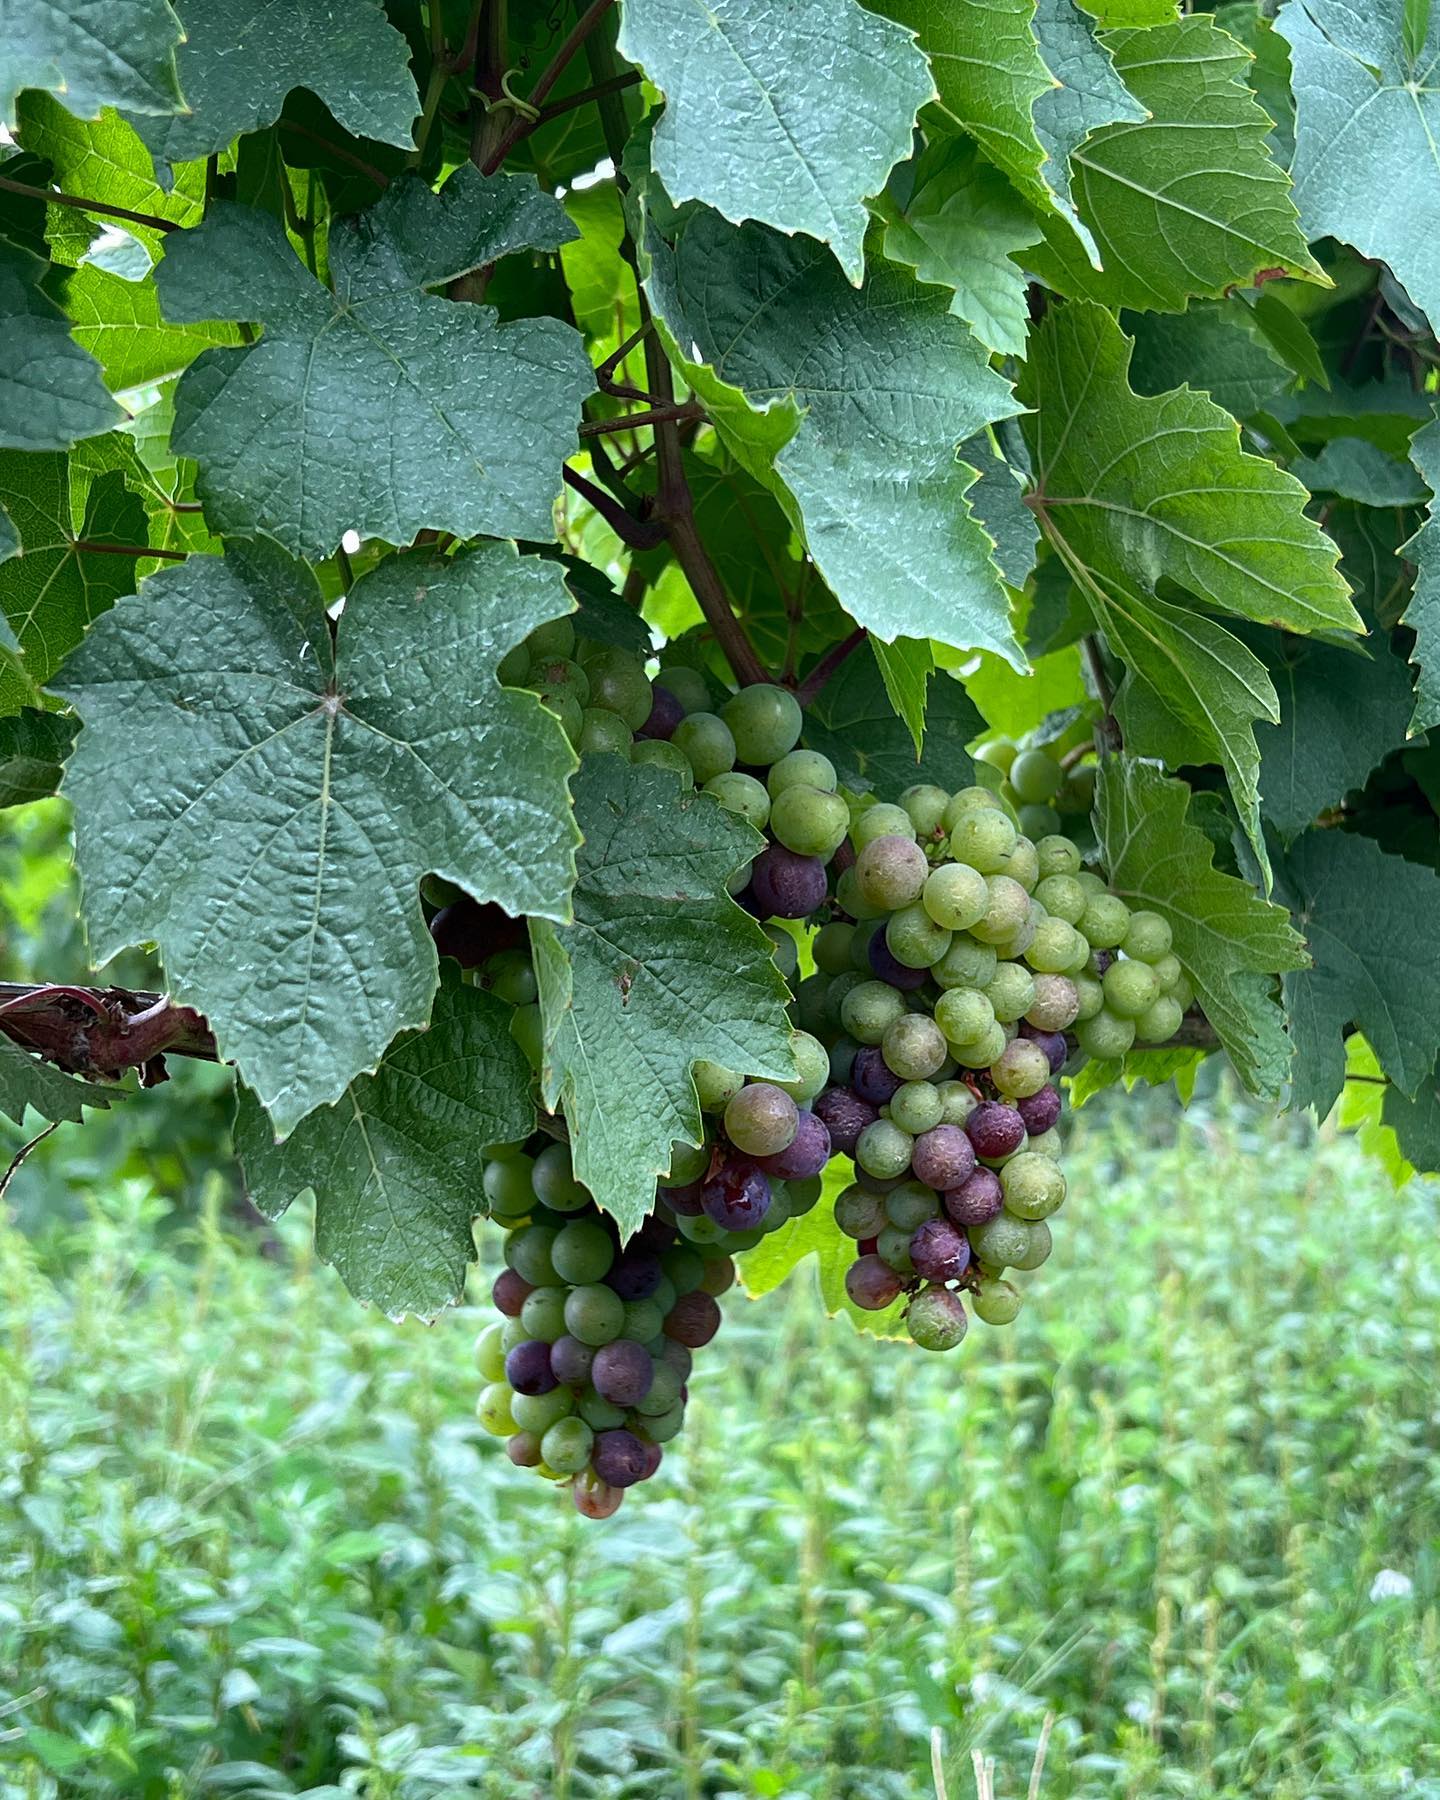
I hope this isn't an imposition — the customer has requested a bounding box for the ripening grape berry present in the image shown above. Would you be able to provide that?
[672,712,736,784]
[855,1117,915,1179]
[655,663,709,715]
[966,1101,1026,1161]
[911,1123,977,1191]
[757,1109,832,1178]
[505,1339,558,1397]
[949,1020,1008,1069]
[851,1045,904,1106]
[638,683,685,741]
[886,901,953,970]
[550,1335,595,1389]
[813,1085,878,1153]
[900,782,951,838]
[1001,1151,1067,1221]
[909,1217,971,1284]
[1080,892,1130,949]
[890,1080,944,1135]
[973,1276,1022,1326]
[725,1083,799,1157]
[704,770,771,829]
[881,1012,948,1081]
[665,1290,722,1347]
[1134,993,1185,1044]
[907,1284,969,1352]
[506,1429,544,1468]
[868,928,930,991]
[693,1059,742,1113]
[932,935,998,991]
[1017,1084,1062,1136]
[944,1166,1004,1226]
[970,875,1032,946]
[491,1268,533,1318]
[770,784,850,857]
[1103,957,1160,1020]
[812,921,855,975]
[511,1386,575,1436]
[845,1253,904,1311]
[855,834,929,910]
[700,1159,772,1230]
[1026,973,1081,1034]
[851,801,917,852]
[591,1340,654,1408]
[1122,909,1173,963]
[1074,1009,1136,1060]
[885,1181,941,1230]
[876,1223,916,1272]
[751,844,828,918]
[984,960,1036,1023]
[697,1255,735,1298]
[990,1039,1051,1100]
[842,979,908,1046]
[949,807,1019,874]
[564,1283,627,1347]
[608,1247,665,1301]
[590,1427,651,1488]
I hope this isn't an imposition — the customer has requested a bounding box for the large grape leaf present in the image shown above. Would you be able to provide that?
[1095,757,1308,1097]
[0,706,76,808]
[0,451,149,715]
[1280,0,1440,332]
[1277,830,1440,1118]
[877,137,1043,357]
[0,0,184,126]
[646,211,1024,664]
[802,642,983,795]
[0,242,122,451]
[58,541,580,1136]
[0,1036,116,1127]
[1027,17,1324,311]
[1125,301,1294,422]
[234,975,533,1320]
[155,167,591,559]
[1021,303,1359,636]
[616,0,933,285]
[62,263,240,392]
[530,756,795,1239]
[1402,418,1440,732]
[132,0,419,169]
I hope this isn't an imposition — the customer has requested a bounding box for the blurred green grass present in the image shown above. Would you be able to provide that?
[0,1084,1435,1797]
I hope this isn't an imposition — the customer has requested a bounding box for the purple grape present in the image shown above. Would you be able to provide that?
[909,1217,972,1282]
[634,1213,678,1251]
[700,1160,772,1230]
[505,1339,558,1396]
[506,1431,544,1468]
[550,1334,595,1388]
[944,1167,1004,1226]
[750,844,828,919]
[910,1124,977,1192]
[812,1086,878,1155]
[845,1253,905,1311]
[491,1269,533,1318]
[634,1437,664,1481]
[637,685,684,740]
[660,1180,706,1217]
[429,896,524,969]
[591,1427,651,1488]
[1017,1085,1062,1135]
[664,1290,722,1347]
[868,930,929,991]
[852,1045,904,1107]
[966,1101,1026,1161]
[591,1339,655,1407]
[606,1248,664,1299]
[757,1110,832,1179]
[1019,1023,1068,1074]
[856,1235,879,1255]
[1090,948,1116,976]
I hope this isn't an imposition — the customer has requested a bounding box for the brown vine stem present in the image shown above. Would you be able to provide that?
[479,0,619,174]
[579,401,702,437]
[535,69,641,125]
[562,466,667,550]
[0,174,177,235]
[795,627,866,707]
[72,541,186,562]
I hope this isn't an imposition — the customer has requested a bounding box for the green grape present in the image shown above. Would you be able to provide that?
[1073,870,1106,896]
[1072,971,1104,1023]
[623,1297,665,1342]
[885,1180,940,1230]
[1122,909,1174,963]
[484,1154,535,1218]
[856,834,929,910]
[1134,993,1184,1044]
[541,1416,594,1476]
[1151,951,1183,992]
[552,1218,615,1284]
[644,1400,688,1443]
[1035,835,1082,879]
[1169,971,1195,1012]
[704,770,771,829]
[1034,874,1087,925]
[985,960,1036,1024]
[725,1082,799,1156]
[828,1036,860,1084]
[663,1245,707,1293]
[931,935,998,990]
[824,972,866,1035]
[512,1387,576,1435]
[675,1211,727,1244]
[851,801,916,852]
[937,1079,980,1127]
[900,782,950,838]
[532,1142,590,1212]
[1001,836,1040,892]
[970,875,1032,946]
[564,1283,627,1346]
[950,1020,1009,1069]
[974,738,1018,775]
[768,748,837,796]
[775,1030,830,1104]
[788,1175,823,1216]
[656,663,710,714]
[943,785,1006,831]
[479,947,536,1007]
[529,654,591,706]
[990,1039,1050,1099]
[693,1059,742,1112]
[721,683,803,765]
[1056,766,1095,813]
[1062,933,1093,977]
[973,1276,1022,1326]
[907,1285,968,1351]
[672,712,736,784]
[1026,973,1081,1032]
[856,1118,915,1179]
[521,1285,570,1342]
[935,986,995,1046]
[474,1323,507,1381]
[1025,916,1084,976]
[886,901,952,969]
[949,807,1018,874]
[813,920,855,975]
[836,1183,889,1238]
[631,738,694,786]
[529,617,576,660]
[967,1209,1032,1270]
[765,923,800,982]
[834,864,885,921]
[1074,1009,1136,1060]
[1010,1219,1052,1271]
[890,1080,944,1134]
[1017,803,1061,841]
[1001,1151,1066,1220]
[848,920,882,972]
[876,1223,916,1273]
[882,1012,948,1080]
[1080,892,1131,949]
[635,1364,685,1417]
[587,650,653,728]
[541,689,584,743]
[1103,958,1160,1020]
[477,1382,518,1435]
[923,862,988,931]
[1026,1128,1062,1159]
[791,972,831,1037]
[841,979,908,1045]
[506,1224,559,1286]
[496,643,530,686]
[500,1316,528,1353]
[1009,748,1064,805]
[578,1389,627,1430]
[770,784,850,857]
[991,902,1041,962]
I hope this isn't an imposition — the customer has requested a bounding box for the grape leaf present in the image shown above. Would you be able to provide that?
[962,428,1039,591]
[1066,1044,1203,1107]
[0,1036,117,1126]
[0,451,149,715]
[0,706,75,808]
[155,167,591,559]
[801,642,983,796]
[878,137,1043,356]
[1021,303,1360,636]
[739,1162,907,1336]
[1031,0,1146,263]
[1383,1066,1440,1175]
[1280,0,1440,331]
[870,638,934,757]
[1277,830,1440,1117]
[1125,301,1293,422]
[62,262,240,392]
[646,211,1024,664]
[57,540,580,1136]
[0,242,122,451]
[1289,438,1429,508]
[1095,757,1307,1097]
[133,0,421,168]
[233,974,533,1320]
[530,756,795,1239]
[617,0,933,284]
[1403,418,1440,732]
[0,0,184,127]
[1254,630,1417,841]
[1027,17,1324,311]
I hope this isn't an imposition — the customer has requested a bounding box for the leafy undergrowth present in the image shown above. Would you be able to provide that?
[0,1092,1436,1799]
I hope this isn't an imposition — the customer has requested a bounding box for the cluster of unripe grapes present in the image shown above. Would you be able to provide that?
[428,625,1198,1509]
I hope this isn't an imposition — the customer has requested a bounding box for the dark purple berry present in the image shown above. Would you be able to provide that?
[750,845,828,920]
[491,1269,533,1318]
[845,1253,904,1311]
[591,1428,650,1488]
[591,1340,655,1407]
[664,1290,722,1347]
[909,1217,971,1282]
[1017,1085,1062,1135]
[1018,1022,1068,1073]
[852,1045,903,1107]
[812,1086,877,1156]
[660,1180,706,1217]
[757,1110,831,1179]
[637,685,685,740]
[429,896,523,968]
[966,1101,1027,1161]
[944,1167,1004,1226]
[634,1436,664,1481]
[505,1339,558,1396]
[700,1160,771,1231]
[606,1247,664,1299]
[868,929,928,990]
[910,1124,977,1191]
[550,1334,595,1388]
